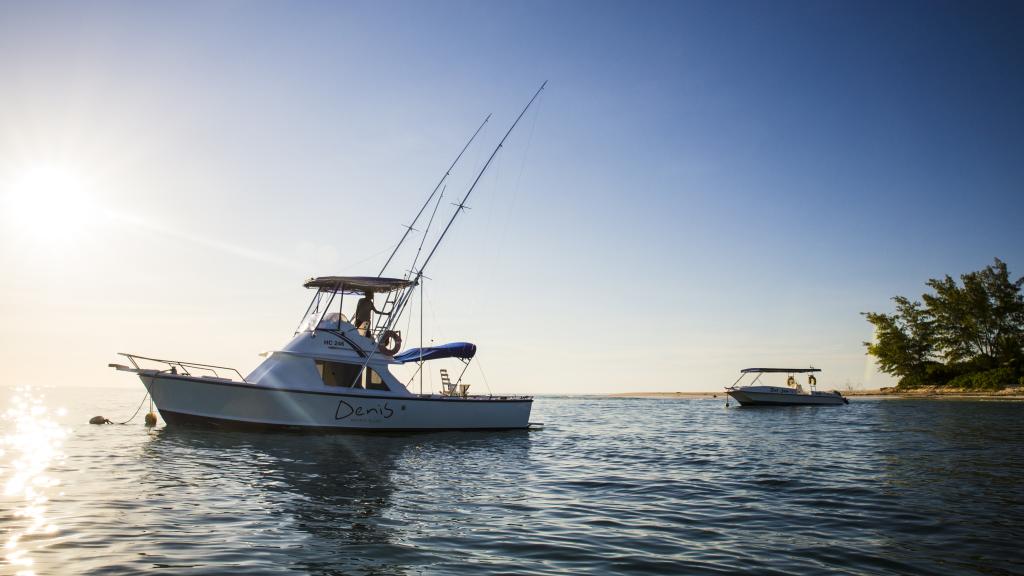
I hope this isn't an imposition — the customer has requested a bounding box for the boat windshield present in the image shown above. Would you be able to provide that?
[298,308,351,332]
[315,312,349,330]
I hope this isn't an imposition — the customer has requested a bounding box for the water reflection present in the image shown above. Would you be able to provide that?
[139,428,532,575]
[0,387,66,576]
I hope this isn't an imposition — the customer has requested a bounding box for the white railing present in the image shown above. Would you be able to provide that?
[113,353,247,382]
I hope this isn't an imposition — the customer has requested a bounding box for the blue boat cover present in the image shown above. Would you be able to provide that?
[394,342,477,363]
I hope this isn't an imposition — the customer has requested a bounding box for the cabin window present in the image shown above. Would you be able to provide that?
[366,369,389,391]
[315,361,389,391]
[316,361,363,388]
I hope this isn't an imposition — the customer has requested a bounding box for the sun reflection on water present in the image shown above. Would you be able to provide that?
[1,387,66,576]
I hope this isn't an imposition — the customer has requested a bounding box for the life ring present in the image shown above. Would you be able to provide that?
[378,330,402,356]
[786,375,796,387]
[808,375,817,386]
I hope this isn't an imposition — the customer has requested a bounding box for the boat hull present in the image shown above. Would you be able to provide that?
[141,374,532,431]
[727,389,847,406]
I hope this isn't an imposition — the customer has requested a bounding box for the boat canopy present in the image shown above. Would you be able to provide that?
[304,276,416,294]
[741,367,821,374]
[394,342,477,364]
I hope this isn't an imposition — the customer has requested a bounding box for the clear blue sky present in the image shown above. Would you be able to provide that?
[1,0,1021,392]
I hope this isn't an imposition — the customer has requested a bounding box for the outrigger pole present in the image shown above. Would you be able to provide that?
[385,80,547,331]
[377,113,492,277]
[415,81,547,278]
[352,82,547,390]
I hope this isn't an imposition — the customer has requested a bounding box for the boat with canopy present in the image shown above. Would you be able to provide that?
[109,84,546,431]
[725,367,848,406]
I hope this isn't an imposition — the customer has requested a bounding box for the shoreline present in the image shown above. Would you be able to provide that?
[606,387,1024,400]
[844,386,1024,399]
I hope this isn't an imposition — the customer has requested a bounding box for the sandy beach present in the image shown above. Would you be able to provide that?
[843,387,1024,399]
[605,392,723,399]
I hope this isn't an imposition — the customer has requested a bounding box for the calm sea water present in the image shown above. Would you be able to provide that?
[1,386,1022,575]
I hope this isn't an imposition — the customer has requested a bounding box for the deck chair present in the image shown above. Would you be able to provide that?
[440,369,457,396]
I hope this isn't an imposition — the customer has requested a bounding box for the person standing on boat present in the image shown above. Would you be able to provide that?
[353,290,387,336]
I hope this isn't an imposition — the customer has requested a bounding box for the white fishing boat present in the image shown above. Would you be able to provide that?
[109,84,547,431]
[725,368,848,406]
[110,276,533,431]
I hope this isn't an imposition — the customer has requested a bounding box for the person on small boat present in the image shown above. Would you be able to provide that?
[353,290,387,336]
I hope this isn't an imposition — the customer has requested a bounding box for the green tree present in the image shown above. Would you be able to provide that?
[864,258,1024,388]
[863,296,936,381]
[923,258,1024,365]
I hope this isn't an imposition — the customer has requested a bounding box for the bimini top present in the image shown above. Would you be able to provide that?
[304,276,416,294]
[741,367,821,374]
[394,342,477,364]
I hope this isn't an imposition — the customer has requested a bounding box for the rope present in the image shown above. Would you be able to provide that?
[511,89,543,206]
[469,92,544,318]
[340,243,400,275]
[496,90,543,261]
[403,293,415,342]
[422,288,447,343]
[476,357,493,396]
[117,392,150,425]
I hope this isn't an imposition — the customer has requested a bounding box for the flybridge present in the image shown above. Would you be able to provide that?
[303,276,415,294]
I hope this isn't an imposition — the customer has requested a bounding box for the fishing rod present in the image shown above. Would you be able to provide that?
[377,113,492,277]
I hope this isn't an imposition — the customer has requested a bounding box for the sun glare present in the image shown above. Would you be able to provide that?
[2,163,99,244]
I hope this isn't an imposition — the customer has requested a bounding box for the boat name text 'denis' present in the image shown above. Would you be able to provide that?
[335,399,395,420]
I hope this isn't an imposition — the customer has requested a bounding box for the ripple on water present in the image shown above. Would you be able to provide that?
[1,390,1023,575]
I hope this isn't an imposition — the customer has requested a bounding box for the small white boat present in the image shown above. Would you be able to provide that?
[725,368,848,406]
[109,84,548,432]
